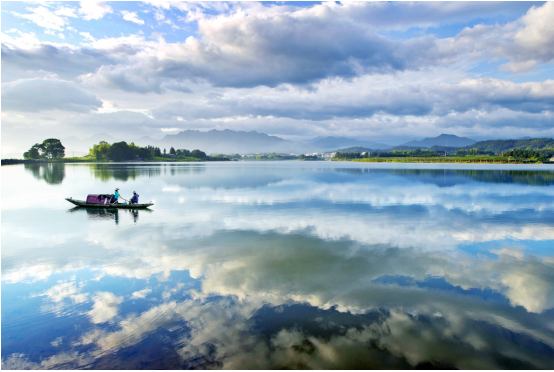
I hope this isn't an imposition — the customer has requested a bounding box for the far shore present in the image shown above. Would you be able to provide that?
[1,157,223,165]
[332,157,554,165]
[3,156,553,165]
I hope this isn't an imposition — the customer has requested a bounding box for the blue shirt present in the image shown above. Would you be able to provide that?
[114,191,120,199]
[131,194,139,203]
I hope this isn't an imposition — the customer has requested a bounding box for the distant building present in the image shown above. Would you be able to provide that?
[437,151,446,156]
[322,152,336,159]
[166,154,176,158]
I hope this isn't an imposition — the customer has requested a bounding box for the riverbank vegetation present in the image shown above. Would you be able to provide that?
[332,145,554,163]
[23,139,65,159]
[6,137,554,165]
[88,141,228,162]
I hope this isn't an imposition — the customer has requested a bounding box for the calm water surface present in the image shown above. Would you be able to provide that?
[2,162,554,369]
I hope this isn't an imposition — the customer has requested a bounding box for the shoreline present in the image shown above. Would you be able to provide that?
[1,158,225,165]
[3,158,553,166]
[332,157,553,165]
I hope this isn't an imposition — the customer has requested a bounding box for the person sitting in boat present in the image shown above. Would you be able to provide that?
[110,188,120,204]
[130,191,139,204]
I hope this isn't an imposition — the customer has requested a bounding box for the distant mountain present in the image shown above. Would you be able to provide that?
[133,129,320,154]
[335,146,373,153]
[310,136,392,150]
[134,136,156,144]
[466,138,554,153]
[402,134,476,148]
[61,133,123,155]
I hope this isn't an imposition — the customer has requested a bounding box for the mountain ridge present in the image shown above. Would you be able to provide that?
[401,134,477,148]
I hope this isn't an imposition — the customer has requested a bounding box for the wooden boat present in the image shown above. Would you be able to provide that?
[65,197,153,209]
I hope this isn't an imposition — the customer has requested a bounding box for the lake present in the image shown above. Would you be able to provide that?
[2,161,554,369]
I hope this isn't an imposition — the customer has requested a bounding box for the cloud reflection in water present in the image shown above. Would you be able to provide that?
[2,163,554,369]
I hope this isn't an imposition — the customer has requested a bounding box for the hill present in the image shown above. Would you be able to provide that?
[335,146,373,153]
[134,129,320,154]
[310,137,391,151]
[466,138,554,153]
[402,134,476,148]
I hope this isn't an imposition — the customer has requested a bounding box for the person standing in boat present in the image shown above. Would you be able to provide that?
[130,191,139,204]
[110,188,121,204]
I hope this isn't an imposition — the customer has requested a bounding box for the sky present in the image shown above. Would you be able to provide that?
[2,1,554,155]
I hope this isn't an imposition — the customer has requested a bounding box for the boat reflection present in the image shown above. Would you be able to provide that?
[68,207,152,224]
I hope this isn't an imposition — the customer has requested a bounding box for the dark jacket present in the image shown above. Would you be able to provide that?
[131,194,139,203]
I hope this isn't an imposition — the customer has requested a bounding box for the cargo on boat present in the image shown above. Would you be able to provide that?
[66,195,153,209]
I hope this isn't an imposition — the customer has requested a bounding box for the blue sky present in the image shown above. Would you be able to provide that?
[2,1,554,155]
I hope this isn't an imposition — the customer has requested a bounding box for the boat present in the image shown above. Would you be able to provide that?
[65,197,154,209]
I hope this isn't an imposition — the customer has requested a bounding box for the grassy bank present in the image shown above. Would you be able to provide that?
[332,156,552,164]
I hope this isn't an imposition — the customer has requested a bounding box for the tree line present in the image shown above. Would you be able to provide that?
[503,149,552,161]
[469,138,554,153]
[24,139,65,159]
[89,141,215,161]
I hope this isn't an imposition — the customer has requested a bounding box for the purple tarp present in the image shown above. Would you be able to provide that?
[86,194,112,204]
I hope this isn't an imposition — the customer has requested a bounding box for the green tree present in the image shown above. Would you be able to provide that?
[41,138,65,158]
[91,141,111,161]
[23,143,43,159]
[108,141,135,161]
[170,147,176,155]
[190,149,206,159]
[137,147,150,159]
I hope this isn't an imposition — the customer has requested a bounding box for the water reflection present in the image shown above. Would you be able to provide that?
[89,163,205,182]
[24,163,65,185]
[3,229,553,369]
[68,207,151,224]
[2,162,554,369]
[388,168,554,187]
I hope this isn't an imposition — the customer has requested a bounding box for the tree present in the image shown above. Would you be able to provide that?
[137,147,150,159]
[41,138,65,158]
[190,149,206,159]
[108,141,135,161]
[154,147,162,157]
[23,143,43,159]
[170,147,176,155]
[163,148,167,156]
[90,141,110,161]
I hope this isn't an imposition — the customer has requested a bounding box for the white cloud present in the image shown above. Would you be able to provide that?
[87,292,123,324]
[2,2,554,142]
[121,11,145,25]
[130,287,152,299]
[39,282,88,304]
[19,6,68,31]
[79,1,113,21]
[154,10,165,21]
[79,32,95,41]
[80,301,182,353]
[451,2,554,73]
[55,7,78,18]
